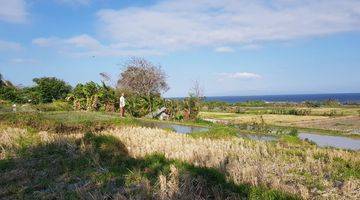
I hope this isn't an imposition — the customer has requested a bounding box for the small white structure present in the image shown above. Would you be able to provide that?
[159,112,170,120]
[146,107,168,120]
[12,104,17,112]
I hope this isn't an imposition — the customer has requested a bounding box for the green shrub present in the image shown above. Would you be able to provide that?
[0,87,22,103]
[32,77,72,103]
[289,128,298,137]
[268,108,311,116]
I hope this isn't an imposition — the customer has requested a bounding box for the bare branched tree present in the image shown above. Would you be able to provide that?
[117,57,169,96]
[99,72,116,87]
[190,80,204,99]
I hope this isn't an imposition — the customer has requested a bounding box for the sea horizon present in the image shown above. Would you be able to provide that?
[171,92,360,103]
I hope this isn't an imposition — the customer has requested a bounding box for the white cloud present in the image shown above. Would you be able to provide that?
[32,37,60,47]
[9,58,38,64]
[96,0,360,53]
[65,34,101,49]
[56,0,90,6]
[0,0,27,23]
[32,35,163,57]
[0,40,22,51]
[214,46,234,53]
[218,72,262,81]
[241,44,262,50]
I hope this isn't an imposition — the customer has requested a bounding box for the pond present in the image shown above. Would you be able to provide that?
[138,121,360,150]
[299,132,360,151]
[139,121,209,134]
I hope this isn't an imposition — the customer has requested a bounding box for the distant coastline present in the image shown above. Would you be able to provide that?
[203,93,360,103]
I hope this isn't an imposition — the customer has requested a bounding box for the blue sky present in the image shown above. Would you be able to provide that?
[0,0,360,97]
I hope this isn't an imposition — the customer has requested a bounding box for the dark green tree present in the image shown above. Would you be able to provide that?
[0,73,22,103]
[0,87,21,102]
[32,77,72,103]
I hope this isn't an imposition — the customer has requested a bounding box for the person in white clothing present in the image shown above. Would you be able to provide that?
[119,93,126,117]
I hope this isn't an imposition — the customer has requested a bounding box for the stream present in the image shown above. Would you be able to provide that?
[139,121,360,150]
[299,132,360,151]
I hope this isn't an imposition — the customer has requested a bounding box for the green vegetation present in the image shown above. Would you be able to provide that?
[0,76,72,104]
[201,100,359,117]
[1,57,205,121]
[0,111,139,134]
[32,77,72,103]
[191,126,238,139]
[67,81,117,112]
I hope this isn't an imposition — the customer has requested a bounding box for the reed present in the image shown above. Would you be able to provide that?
[103,127,360,199]
[1,126,359,199]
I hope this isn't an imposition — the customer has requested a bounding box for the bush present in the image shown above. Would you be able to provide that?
[0,87,22,103]
[32,77,72,103]
[289,128,299,137]
[268,108,311,116]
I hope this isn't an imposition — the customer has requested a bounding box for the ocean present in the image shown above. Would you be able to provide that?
[204,93,360,103]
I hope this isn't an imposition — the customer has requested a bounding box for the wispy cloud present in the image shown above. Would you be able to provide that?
[0,0,27,23]
[0,40,22,51]
[214,46,234,53]
[32,34,163,57]
[32,0,360,57]
[56,0,90,6]
[218,72,262,81]
[9,58,38,64]
[241,44,262,50]
[96,0,360,54]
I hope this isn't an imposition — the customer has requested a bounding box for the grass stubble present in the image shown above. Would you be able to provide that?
[1,125,359,199]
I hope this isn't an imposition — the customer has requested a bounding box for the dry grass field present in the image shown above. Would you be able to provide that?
[285,116,360,134]
[200,112,360,134]
[1,126,359,199]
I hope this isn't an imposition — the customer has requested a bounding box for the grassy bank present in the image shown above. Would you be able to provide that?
[0,111,140,134]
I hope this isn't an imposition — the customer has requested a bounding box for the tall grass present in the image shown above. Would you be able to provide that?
[0,127,297,199]
[103,127,360,199]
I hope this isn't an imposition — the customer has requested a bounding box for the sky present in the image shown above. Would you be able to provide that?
[0,0,360,97]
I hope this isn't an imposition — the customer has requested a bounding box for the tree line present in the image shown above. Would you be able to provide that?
[0,57,203,120]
